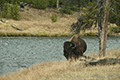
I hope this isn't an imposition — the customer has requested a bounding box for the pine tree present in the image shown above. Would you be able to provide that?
[11,2,20,20]
[2,2,9,18]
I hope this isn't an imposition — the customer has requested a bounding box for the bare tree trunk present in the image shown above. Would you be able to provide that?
[100,0,110,57]
[56,0,59,10]
[97,0,110,57]
[97,0,104,57]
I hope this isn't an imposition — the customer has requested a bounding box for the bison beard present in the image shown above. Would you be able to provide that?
[63,34,87,60]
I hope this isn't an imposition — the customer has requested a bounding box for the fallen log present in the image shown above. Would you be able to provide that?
[84,58,120,66]
[11,25,23,31]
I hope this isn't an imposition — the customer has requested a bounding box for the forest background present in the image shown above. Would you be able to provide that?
[0,0,120,37]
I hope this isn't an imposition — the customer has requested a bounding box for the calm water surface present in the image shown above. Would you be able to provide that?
[0,37,120,76]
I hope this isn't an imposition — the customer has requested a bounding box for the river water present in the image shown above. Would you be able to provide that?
[0,37,120,76]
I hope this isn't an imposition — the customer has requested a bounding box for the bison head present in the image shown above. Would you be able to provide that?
[63,41,76,60]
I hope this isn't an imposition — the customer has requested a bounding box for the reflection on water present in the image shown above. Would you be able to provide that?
[0,37,120,76]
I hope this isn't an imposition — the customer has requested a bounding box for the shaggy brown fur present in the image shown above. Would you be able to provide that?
[63,34,87,60]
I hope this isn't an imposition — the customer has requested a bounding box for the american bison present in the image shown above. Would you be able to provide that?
[63,34,87,60]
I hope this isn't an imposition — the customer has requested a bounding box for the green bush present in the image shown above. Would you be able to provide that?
[109,12,120,27]
[109,12,116,24]
[109,26,120,34]
[48,0,56,8]
[1,1,20,20]
[2,3,9,18]
[115,13,120,26]
[70,6,79,11]
[59,7,72,14]
[10,2,20,20]
[32,0,48,9]
[51,14,57,22]
[47,0,64,8]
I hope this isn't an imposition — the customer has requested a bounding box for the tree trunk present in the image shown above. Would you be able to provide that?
[97,0,110,57]
[100,0,110,57]
[97,0,104,57]
[56,0,59,10]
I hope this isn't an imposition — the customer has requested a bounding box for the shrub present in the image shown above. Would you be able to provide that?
[32,0,48,9]
[109,26,120,34]
[10,2,20,20]
[109,11,116,24]
[2,3,9,18]
[115,13,120,26]
[109,12,120,27]
[59,7,72,14]
[51,14,57,22]
[1,1,20,20]
[70,6,79,11]
[48,0,56,8]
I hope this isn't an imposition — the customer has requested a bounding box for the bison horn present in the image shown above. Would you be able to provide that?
[71,43,76,49]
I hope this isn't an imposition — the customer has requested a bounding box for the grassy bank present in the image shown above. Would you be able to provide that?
[1,7,120,37]
[0,7,100,37]
[0,49,120,80]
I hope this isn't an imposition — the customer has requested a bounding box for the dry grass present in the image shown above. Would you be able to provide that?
[0,49,120,80]
[90,48,120,60]
[0,8,120,37]
[0,8,99,37]
[0,8,78,37]
[105,48,120,58]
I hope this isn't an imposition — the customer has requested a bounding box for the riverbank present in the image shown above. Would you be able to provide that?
[0,8,120,37]
[0,8,75,37]
[0,49,120,80]
[0,7,102,37]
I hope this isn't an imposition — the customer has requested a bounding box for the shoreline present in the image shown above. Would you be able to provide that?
[0,7,120,38]
[0,32,120,38]
[0,48,120,79]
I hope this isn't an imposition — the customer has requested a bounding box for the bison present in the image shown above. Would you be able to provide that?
[63,34,87,60]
